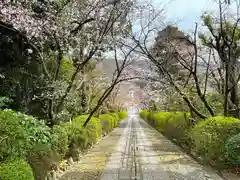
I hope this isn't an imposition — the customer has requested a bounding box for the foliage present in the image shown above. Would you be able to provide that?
[60,122,88,159]
[0,109,53,161]
[225,133,240,165]
[99,114,116,134]
[73,115,102,145]
[60,58,75,81]
[149,112,172,132]
[0,96,12,107]
[109,113,120,127]
[142,111,192,145]
[0,0,132,126]
[0,159,34,180]
[118,111,128,119]
[27,144,57,180]
[99,112,123,134]
[164,112,192,145]
[139,110,150,120]
[194,93,224,116]
[189,116,240,165]
[52,125,69,159]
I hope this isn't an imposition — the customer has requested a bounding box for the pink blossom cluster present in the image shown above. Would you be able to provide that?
[0,1,63,48]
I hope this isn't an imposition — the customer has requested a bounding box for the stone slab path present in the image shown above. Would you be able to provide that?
[59,115,233,180]
[58,120,127,180]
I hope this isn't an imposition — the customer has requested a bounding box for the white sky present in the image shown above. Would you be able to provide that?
[152,0,217,31]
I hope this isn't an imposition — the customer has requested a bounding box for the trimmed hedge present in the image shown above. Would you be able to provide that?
[27,144,57,180]
[73,115,102,145]
[140,110,191,145]
[99,112,125,134]
[61,121,88,159]
[0,159,34,180]
[189,116,240,165]
[0,110,124,179]
[118,111,128,120]
[140,110,240,167]
[110,113,120,127]
[99,114,116,134]
[139,110,150,120]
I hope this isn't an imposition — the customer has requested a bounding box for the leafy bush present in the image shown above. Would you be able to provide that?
[52,125,69,159]
[0,159,34,180]
[164,112,191,139]
[146,111,191,145]
[151,112,172,132]
[27,144,57,180]
[109,113,120,127]
[61,121,88,159]
[118,111,128,120]
[139,110,150,120]
[0,109,53,161]
[99,112,123,134]
[146,111,157,126]
[189,116,240,165]
[225,133,240,165]
[0,96,12,107]
[99,114,115,134]
[73,115,102,145]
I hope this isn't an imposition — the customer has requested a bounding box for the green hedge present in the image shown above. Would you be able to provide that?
[0,109,65,180]
[151,112,172,132]
[0,109,54,161]
[73,115,102,144]
[110,113,120,126]
[99,112,124,134]
[118,111,128,120]
[225,133,240,165]
[140,110,240,167]
[0,159,34,180]
[52,125,69,159]
[189,116,240,165]
[139,110,150,120]
[99,114,116,134]
[61,121,88,159]
[140,110,191,145]
[0,110,124,179]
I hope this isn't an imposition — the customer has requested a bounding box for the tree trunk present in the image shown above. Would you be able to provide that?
[224,62,229,116]
[229,64,239,118]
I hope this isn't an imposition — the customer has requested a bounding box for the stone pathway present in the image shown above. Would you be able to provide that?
[59,115,234,180]
[137,116,225,180]
[58,120,127,180]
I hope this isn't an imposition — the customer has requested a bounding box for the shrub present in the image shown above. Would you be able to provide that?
[149,112,191,145]
[73,115,102,145]
[152,112,173,133]
[225,133,240,165]
[27,144,57,180]
[0,159,34,180]
[52,125,69,159]
[189,116,240,165]
[118,111,128,120]
[146,111,157,126]
[139,110,150,120]
[99,114,115,134]
[110,113,120,127]
[0,109,53,161]
[164,112,191,138]
[62,122,88,159]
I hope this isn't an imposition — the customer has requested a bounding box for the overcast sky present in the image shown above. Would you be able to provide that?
[150,0,217,31]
